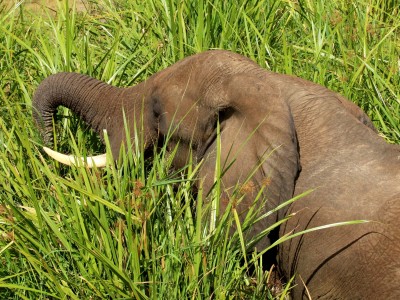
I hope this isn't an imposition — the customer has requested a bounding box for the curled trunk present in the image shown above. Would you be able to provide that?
[32,72,124,146]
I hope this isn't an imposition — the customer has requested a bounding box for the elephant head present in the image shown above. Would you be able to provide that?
[33,50,400,298]
[33,50,300,248]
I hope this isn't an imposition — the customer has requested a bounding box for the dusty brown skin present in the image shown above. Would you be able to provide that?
[33,50,400,299]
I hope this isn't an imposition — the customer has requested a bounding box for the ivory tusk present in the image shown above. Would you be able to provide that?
[43,147,108,168]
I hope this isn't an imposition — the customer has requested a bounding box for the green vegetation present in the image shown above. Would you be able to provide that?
[0,0,398,298]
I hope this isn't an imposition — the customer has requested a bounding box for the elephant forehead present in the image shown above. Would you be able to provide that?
[153,82,201,107]
[154,94,217,142]
[152,80,218,122]
[154,60,208,93]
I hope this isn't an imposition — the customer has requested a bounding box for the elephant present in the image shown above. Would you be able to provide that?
[32,50,400,299]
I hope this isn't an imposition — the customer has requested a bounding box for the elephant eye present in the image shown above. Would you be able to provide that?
[152,96,163,119]
[218,107,235,124]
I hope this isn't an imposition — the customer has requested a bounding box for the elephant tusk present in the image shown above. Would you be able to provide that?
[43,147,108,168]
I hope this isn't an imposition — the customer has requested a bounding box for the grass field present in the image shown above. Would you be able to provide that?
[0,0,399,298]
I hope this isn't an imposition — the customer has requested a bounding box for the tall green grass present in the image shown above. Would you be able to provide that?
[0,0,399,298]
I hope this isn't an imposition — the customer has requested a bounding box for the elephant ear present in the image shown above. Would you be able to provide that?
[199,74,300,246]
[334,93,377,132]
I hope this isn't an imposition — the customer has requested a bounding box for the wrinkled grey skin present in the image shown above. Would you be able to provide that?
[33,50,400,299]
